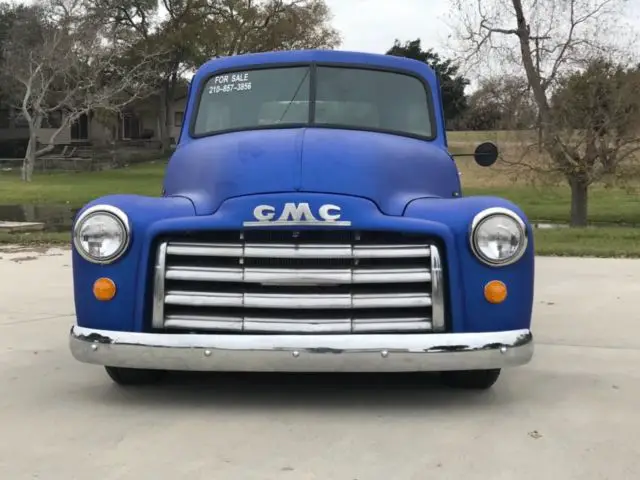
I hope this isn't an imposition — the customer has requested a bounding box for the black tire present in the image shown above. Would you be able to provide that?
[440,369,501,390]
[105,366,167,386]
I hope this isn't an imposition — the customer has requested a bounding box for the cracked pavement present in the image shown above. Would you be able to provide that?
[1,248,639,479]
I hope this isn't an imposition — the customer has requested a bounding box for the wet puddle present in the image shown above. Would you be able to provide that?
[533,223,570,229]
[0,205,79,232]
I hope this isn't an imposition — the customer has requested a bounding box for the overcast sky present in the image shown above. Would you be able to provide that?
[325,0,453,54]
[7,0,639,67]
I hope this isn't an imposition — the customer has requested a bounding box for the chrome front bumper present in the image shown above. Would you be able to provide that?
[69,326,534,372]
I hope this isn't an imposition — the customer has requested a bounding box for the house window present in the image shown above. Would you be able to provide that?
[71,113,89,140]
[0,109,10,128]
[174,111,184,127]
[42,111,63,129]
[121,113,141,140]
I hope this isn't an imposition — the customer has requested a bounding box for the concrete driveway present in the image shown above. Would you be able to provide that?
[1,246,639,479]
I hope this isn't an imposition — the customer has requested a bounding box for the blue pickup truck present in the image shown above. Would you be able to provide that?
[69,49,535,389]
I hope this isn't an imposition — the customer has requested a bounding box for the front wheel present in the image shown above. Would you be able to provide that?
[105,366,167,386]
[440,369,501,390]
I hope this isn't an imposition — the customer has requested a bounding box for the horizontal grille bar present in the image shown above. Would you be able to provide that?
[166,266,431,285]
[151,231,445,335]
[165,291,431,309]
[166,243,431,259]
[164,314,432,334]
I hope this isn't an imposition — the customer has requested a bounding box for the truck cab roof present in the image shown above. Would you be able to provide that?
[196,49,439,83]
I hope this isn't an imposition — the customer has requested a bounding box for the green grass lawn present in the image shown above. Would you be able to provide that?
[2,160,639,225]
[465,185,640,225]
[0,161,166,205]
[2,160,640,257]
[3,227,638,258]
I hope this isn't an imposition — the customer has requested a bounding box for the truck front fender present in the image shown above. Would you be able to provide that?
[404,195,535,333]
[71,194,196,332]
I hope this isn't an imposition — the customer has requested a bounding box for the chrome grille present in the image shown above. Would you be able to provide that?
[151,231,445,334]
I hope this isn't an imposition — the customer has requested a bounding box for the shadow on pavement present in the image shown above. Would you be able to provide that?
[74,370,524,411]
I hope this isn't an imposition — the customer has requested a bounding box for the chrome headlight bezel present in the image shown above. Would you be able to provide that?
[469,207,528,267]
[72,205,131,264]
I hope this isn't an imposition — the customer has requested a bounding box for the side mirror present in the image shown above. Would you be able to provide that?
[473,142,499,167]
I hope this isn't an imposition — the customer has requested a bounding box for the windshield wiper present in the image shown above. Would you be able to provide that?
[277,66,311,124]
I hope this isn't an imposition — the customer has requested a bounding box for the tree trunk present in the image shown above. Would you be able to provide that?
[164,71,178,152]
[158,86,170,153]
[104,123,118,168]
[568,178,589,227]
[511,0,551,121]
[21,132,37,182]
[165,78,173,151]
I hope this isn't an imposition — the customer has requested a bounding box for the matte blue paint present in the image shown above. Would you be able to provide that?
[164,128,461,216]
[404,196,535,332]
[71,49,534,339]
[434,72,449,149]
[72,195,195,332]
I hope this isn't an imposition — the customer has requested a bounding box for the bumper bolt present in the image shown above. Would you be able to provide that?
[91,344,98,351]
[500,346,508,354]
[204,350,212,357]
[292,350,300,358]
[381,350,389,358]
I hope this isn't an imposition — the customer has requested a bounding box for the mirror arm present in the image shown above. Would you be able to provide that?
[451,153,489,157]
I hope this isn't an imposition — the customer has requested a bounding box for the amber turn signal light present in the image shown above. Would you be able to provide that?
[484,280,507,304]
[93,277,117,301]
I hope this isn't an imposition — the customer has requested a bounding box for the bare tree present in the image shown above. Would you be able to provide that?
[551,60,640,187]
[152,0,208,152]
[463,75,537,131]
[0,0,161,181]
[93,0,186,153]
[97,0,341,153]
[201,0,341,57]
[449,0,640,226]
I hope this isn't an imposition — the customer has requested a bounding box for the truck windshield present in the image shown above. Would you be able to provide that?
[192,65,434,139]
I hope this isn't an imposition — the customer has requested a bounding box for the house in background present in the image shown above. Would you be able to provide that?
[0,87,188,158]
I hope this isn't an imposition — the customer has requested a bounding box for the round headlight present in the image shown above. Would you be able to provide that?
[470,208,528,266]
[73,205,131,264]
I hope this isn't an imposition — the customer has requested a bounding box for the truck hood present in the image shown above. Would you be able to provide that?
[164,128,460,216]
